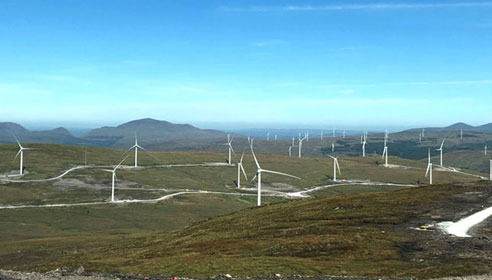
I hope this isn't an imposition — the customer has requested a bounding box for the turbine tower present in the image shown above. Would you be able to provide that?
[436,138,445,167]
[102,156,128,202]
[224,134,235,165]
[328,155,341,181]
[425,149,433,185]
[460,129,463,140]
[13,137,34,175]
[362,132,367,157]
[237,153,248,189]
[331,142,335,152]
[320,130,323,141]
[128,134,148,168]
[298,137,306,158]
[485,145,488,155]
[250,144,301,206]
[382,138,388,167]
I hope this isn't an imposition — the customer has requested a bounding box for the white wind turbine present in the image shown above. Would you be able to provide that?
[460,129,463,140]
[436,138,445,167]
[331,142,335,152]
[128,134,149,168]
[224,134,235,165]
[328,155,341,181]
[274,135,277,141]
[362,132,367,157]
[13,137,34,175]
[333,127,336,138]
[102,156,129,202]
[298,137,306,158]
[237,152,248,189]
[250,144,301,206]
[382,138,388,167]
[419,132,422,143]
[425,149,433,185]
[320,130,323,141]
[288,146,293,157]
[267,132,270,141]
[291,137,295,147]
[485,145,487,155]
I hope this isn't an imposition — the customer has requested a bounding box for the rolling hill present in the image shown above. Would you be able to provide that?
[407,122,492,133]
[0,180,490,278]
[82,118,227,148]
[0,119,228,148]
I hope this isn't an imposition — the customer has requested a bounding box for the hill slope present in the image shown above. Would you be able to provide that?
[1,181,490,278]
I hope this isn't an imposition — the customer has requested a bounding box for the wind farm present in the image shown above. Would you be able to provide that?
[1,0,492,279]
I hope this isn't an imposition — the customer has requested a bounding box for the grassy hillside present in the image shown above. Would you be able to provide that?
[0,181,490,278]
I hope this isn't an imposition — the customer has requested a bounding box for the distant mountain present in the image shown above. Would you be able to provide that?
[406,122,492,133]
[82,118,227,148]
[0,119,228,148]
[0,123,92,145]
[82,118,227,147]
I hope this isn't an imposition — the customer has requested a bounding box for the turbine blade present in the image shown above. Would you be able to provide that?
[250,145,261,169]
[240,152,244,164]
[250,173,258,183]
[114,155,129,170]
[425,164,430,177]
[261,169,301,180]
[328,155,336,160]
[14,150,21,160]
[336,161,341,175]
[240,164,248,180]
[101,169,113,173]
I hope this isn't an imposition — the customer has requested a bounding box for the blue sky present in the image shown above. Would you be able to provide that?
[1,0,491,130]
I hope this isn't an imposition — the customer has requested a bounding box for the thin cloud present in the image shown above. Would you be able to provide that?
[254,40,285,47]
[221,2,492,12]
[320,79,492,88]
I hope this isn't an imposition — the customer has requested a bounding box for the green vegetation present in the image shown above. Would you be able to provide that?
[1,181,490,278]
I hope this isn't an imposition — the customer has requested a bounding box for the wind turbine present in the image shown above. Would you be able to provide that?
[237,153,248,189]
[436,138,445,167]
[422,128,425,138]
[382,138,388,167]
[328,155,341,181]
[128,134,149,168]
[250,144,301,206]
[342,130,346,139]
[267,132,270,141]
[485,145,487,155]
[274,135,277,141]
[425,149,433,185]
[224,134,235,165]
[288,146,293,157]
[102,156,128,202]
[291,137,295,147]
[362,132,367,157]
[419,132,422,143]
[298,137,306,158]
[333,127,336,138]
[320,130,323,141]
[331,142,335,152]
[13,137,34,175]
[460,129,463,140]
